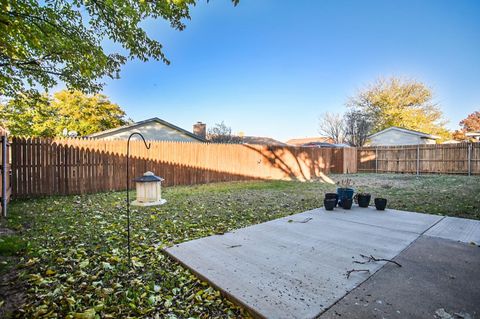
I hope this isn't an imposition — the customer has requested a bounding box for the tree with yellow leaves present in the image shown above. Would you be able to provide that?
[347,77,450,140]
[0,90,128,137]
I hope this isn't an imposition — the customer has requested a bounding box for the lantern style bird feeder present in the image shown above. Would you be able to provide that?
[131,171,166,206]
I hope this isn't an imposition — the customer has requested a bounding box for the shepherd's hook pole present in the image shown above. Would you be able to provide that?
[126,133,151,265]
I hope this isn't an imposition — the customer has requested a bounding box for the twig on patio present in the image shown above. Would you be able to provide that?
[287,217,313,223]
[345,269,370,279]
[354,254,402,267]
[224,244,242,249]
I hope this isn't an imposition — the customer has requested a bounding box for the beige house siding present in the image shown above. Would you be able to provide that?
[99,122,198,142]
[88,118,205,142]
[368,129,436,146]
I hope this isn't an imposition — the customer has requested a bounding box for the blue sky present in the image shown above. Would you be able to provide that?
[97,0,479,141]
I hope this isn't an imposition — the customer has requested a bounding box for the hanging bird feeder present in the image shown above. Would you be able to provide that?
[131,171,166,206]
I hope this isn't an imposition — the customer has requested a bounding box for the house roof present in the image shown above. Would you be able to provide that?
[241,136,287,146]
[368,126,439,140]
[286,136,334,146]
[442,140,461,144]
[87,117,206,142]
[465,131,480,137]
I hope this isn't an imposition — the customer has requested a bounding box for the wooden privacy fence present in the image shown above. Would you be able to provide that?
[10,136,479,199]
[357,143,480,175]
[10,137,349,198]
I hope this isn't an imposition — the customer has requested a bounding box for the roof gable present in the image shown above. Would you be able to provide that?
[88,117,205,142]
[368,126,439,140]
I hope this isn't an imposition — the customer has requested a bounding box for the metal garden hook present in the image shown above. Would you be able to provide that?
[126,132,151,264]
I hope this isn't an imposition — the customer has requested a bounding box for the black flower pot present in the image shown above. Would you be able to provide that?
[325,193,339,207]
[374,198,387,210]
[357,194,371,208]
[324,198,336,211]
[342,198,353,209]
[337,187,354,207]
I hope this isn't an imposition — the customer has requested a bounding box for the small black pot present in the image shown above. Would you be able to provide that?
[337,188,354,207]
[374,198,387,210]
[357,194,371,208]
[325,193,338,207]
[342,198,353,209]
[324,198,336,211]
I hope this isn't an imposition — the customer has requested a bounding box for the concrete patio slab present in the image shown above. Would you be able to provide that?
[425,216,480,244]
[164,207,442,319]
[320,236,480,319]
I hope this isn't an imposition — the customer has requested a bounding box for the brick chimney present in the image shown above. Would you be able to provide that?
[193,121,206,140]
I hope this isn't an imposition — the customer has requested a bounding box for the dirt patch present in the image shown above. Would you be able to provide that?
[333,174,414,190]
[0,227,24,318]
[0,258,25,319]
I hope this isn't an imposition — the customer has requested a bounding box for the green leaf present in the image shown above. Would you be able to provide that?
[72,308,96,319]
[79,259,89,269]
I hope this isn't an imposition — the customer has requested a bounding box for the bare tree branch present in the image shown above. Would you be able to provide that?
[344,110,373,146]
[318,112,345,144]
[345,269,370,279]
[354,254,402,267]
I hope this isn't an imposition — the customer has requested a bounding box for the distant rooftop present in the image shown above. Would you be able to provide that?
[241,136,287,146]
[465,131,480,137]
[286,136,334,146]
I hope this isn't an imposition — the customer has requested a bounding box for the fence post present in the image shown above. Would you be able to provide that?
[1,135,7,217]
[375,147,378,173]
[468,143,472,176]
[416,145,420,176]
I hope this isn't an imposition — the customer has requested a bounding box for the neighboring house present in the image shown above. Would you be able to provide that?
[286,137,334,146]
[301,142,334,148]
[88,118,206,142]
[301,142,351,148]
[367,126,439,146]
[442,140,461,144]
[241,136,287,146]
[465,131,480,141]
